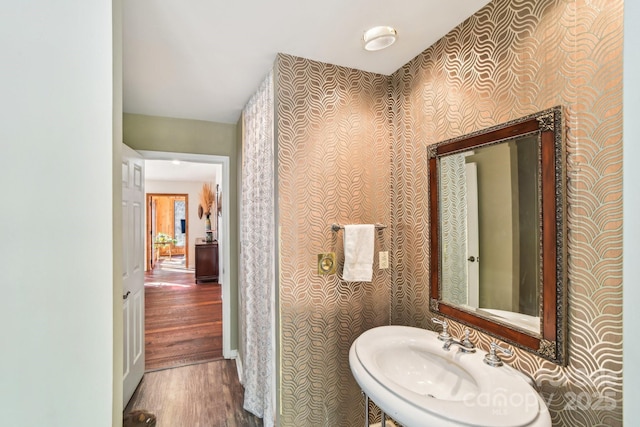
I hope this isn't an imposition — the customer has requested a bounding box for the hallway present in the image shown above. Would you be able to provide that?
[144,262,222,371]
[125,359,262,427]
[124,261,261,426]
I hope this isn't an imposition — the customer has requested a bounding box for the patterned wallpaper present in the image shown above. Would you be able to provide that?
[275,54,391,426]
[273,0,622,425]
[390,1,623,427]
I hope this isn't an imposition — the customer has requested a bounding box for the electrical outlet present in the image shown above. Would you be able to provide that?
[379,251,389,269]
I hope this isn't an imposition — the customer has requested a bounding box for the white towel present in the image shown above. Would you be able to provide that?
[342,224,375,282]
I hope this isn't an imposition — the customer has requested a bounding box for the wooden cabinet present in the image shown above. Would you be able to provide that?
[195,239,219,284]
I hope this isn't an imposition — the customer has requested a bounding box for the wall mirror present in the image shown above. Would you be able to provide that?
[428,106,567,365]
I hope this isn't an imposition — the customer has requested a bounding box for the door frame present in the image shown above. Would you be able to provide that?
[138,150,234,358]
[146,193,189,271]
[465,161,480,308]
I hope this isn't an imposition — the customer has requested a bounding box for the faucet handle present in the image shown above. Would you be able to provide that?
[441,328,476,353]
[458,328,476,352]
[431,317,451,341]
[483,342,513,367]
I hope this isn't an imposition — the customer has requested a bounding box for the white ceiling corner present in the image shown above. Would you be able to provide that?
[123,0,491,125]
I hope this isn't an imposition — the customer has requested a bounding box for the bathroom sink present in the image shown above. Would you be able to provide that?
[350,325,551,427]
[374,343,479,401]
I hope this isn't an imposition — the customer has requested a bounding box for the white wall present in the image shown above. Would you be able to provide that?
[146,178,219,269]
[0,1,115,426]
[624,3,639,424]
[112,0,124,420]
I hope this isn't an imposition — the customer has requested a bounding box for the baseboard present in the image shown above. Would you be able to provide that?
[235,354,244,385]
[224,348,238,360]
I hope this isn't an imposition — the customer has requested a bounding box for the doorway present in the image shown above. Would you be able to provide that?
[147,194,189,271]
[139,150,234,359]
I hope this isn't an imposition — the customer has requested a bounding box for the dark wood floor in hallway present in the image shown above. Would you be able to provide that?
[125,359,262,427]
[144,263,222,371]
[128,260,262,426]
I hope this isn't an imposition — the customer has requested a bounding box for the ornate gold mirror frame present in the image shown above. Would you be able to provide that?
[428,106,567,365]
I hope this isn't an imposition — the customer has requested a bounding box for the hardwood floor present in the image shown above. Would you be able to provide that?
[128,261,262,426]
[125,359,262,427]
[145,263,222,371]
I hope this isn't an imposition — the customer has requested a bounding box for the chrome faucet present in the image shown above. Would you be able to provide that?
[442,328,476,353]
[483,342,513,367]
[431,317,451,341]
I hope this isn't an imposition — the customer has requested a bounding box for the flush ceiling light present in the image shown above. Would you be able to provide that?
[363,26,397,51]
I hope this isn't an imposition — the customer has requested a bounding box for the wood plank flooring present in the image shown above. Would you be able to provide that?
[125,359,262,427]
[145,264,223,371]
[129,261,261,426]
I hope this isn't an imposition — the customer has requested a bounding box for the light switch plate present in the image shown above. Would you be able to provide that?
[379,251,389,269]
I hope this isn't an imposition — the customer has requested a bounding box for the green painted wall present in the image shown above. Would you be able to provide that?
[3,1,115,424]
[123,113,239,352]
[235,114,245,367]
[113,0,124,422]
[624,2,640,423]
[124,113,237,156]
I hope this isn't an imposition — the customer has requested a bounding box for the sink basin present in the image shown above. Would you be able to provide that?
[350,326,551,427]
[375,343,479,401]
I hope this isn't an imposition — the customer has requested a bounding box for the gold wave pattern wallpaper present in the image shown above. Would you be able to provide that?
[275,54,391,426]
[273,0,622,425]
[390,1,622,427]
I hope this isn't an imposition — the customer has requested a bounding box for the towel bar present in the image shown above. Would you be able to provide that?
[331,223,387,232]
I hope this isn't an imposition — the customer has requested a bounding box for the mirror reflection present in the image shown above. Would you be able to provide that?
[439,136,540,334]
[429,106,566,365]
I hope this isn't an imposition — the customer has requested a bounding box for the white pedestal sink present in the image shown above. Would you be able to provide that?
[349,325,551,427]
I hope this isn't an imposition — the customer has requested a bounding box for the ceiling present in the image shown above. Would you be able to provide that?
[145,159,221,182]
[123,0,491,125]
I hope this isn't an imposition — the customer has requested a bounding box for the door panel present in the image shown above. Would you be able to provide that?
[123,298,130,378]
[122,144,145,406]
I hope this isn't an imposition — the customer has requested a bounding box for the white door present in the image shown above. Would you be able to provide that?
[122,144,145,406]
[465,162,480,308]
